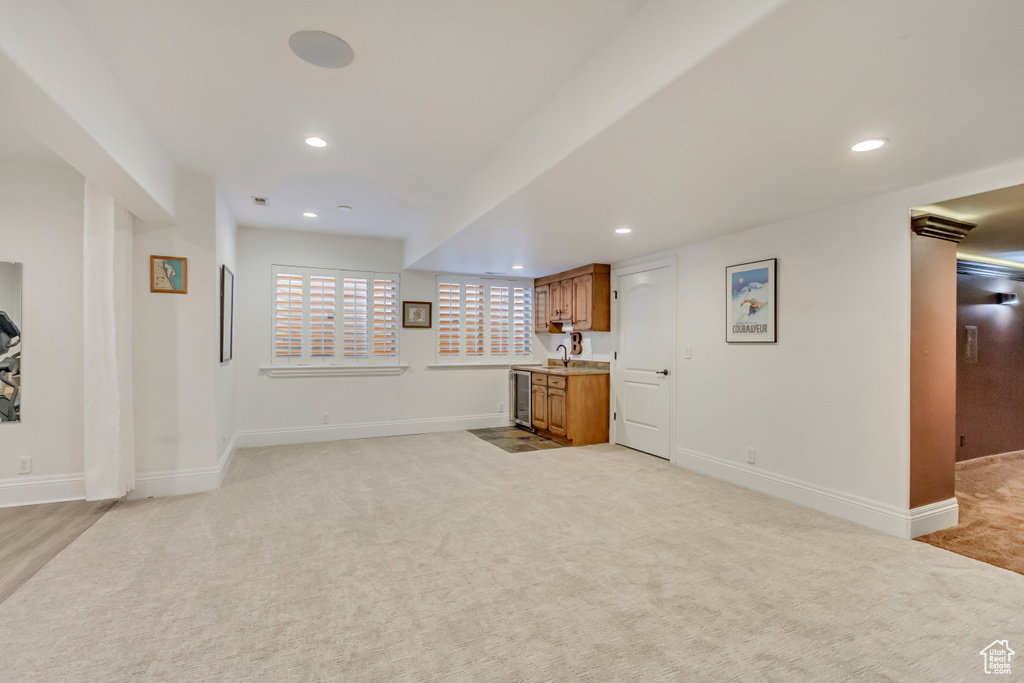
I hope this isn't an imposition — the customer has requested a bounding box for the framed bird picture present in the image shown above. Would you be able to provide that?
[726,258,776,343]
[150,255,188,294]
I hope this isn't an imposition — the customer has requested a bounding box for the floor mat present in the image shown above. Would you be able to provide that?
[468,425,566,452]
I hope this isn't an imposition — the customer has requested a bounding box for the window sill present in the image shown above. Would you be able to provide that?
[260,364,409,377]
[426,362,542,369]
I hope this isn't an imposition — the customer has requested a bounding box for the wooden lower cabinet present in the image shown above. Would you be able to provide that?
[531,384,548,430]
[547,388,567,437]
[530,371,608,446]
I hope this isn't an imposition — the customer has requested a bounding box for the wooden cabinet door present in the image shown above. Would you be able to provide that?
[532,385,548,430]
[572,274,592,330]
[535,284,549,332]
[558,279,574,322]
[547,388,567,437]
[548,280,561,322]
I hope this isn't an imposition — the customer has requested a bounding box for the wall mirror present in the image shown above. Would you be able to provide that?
[0,262,22,422]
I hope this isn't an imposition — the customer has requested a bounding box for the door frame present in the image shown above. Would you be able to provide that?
[610,255,678,462]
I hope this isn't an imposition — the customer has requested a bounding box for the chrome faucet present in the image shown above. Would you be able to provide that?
[556,344,570,367]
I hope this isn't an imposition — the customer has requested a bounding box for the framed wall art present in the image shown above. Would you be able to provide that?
[150,255,188,294]
[402,301,431,328]
[726,258,777,343]
[220,265,234,362]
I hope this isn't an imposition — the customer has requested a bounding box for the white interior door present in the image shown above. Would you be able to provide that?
[614,264,674,459]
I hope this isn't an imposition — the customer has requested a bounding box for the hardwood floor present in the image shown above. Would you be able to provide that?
[0,499,116,604]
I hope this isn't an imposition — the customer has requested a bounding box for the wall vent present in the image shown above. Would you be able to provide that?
[252,196,269,206]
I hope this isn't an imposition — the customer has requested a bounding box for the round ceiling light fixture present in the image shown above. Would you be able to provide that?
[512,265,524,270]
[289,31,355,69]
[305,137,327,148]
[615,227,632,234]
[851,138,887,152]
[302,212,318,218]
[337,205,353,212]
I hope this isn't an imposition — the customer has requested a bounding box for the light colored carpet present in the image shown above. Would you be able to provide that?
[0,432,1022,681]
[918,451,1024,575]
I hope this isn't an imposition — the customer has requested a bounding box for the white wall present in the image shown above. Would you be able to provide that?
[0,160,85,490]
[215,195,237,467]
[132,172,219,486]
[0,262,21,329]
[235,228,513,445]
[630,156,1024,537]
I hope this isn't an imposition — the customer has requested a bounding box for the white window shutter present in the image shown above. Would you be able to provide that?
[489,286,509,356]
[342,277,368,358]
[275,272,303,357]
[310,275,336,358]
[373,278,398,357]
[438,281,460,358]
[465,283,485,356]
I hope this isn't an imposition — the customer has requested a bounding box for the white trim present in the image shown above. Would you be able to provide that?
[427,362,539,369]
[0,473,85,508]
[909,497,960,538]
[237,412,510,448]
[218,432,238,487]
[260,364,408,377]
[610,256,677,460]
[675,447,957,539]
[130,432,239,500]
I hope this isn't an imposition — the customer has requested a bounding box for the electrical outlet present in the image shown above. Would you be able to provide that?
[322,413,330,425]
[18,457,31,474]
[685,346,693,359]
[745,447,756,465]
[498,402,505,414]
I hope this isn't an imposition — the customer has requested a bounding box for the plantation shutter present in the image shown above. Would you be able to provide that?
[438,281,460,357]
[342,277,368,358]
[275,272,303,357]
[490,286,509,356]
[373,278,398,357]
[310,275,336,357]
[465,283,485,356]
[513,287,531,356]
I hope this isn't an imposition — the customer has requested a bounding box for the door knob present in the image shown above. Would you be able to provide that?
[656,369,669,376]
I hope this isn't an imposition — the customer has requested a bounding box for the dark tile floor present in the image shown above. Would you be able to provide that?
[468,426,566,453]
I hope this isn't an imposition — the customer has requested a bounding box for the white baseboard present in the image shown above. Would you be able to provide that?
[237,412,510,449]
[0,473,86,508]
[130,433,239,500]
[908,497,959,538]
[218,433,238,487]
[675,447,958,539]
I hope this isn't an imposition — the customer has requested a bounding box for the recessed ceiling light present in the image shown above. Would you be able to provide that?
[305,137,327,148]
[289,31,355,69]
[302,212,317,218]
[615,227,632,234]
[851,138,887,152]
[337,205,352,211]
[512,265,524,270]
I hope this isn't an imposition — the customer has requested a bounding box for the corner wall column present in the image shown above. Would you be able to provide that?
[908,214,975,535]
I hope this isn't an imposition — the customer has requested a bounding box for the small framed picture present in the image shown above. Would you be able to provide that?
[151,255,188,294]
[403,301,432,328]
[726,258,777,343]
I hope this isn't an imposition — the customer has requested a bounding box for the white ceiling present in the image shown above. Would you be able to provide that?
[60,0,645,239]
[411,0,1024,275]
[9,0,1024,277]
[0,108,70,168]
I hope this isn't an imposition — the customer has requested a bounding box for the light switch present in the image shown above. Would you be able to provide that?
[684,346,692,359]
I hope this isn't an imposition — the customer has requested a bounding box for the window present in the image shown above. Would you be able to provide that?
[435,276,533,363]
[272,265,399,365]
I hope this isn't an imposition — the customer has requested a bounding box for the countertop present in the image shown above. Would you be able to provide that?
[511,364,610,376]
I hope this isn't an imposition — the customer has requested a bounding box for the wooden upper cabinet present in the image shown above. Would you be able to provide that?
[557,279,574,322]
[535,264,610,332]
[534,284,550,333]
